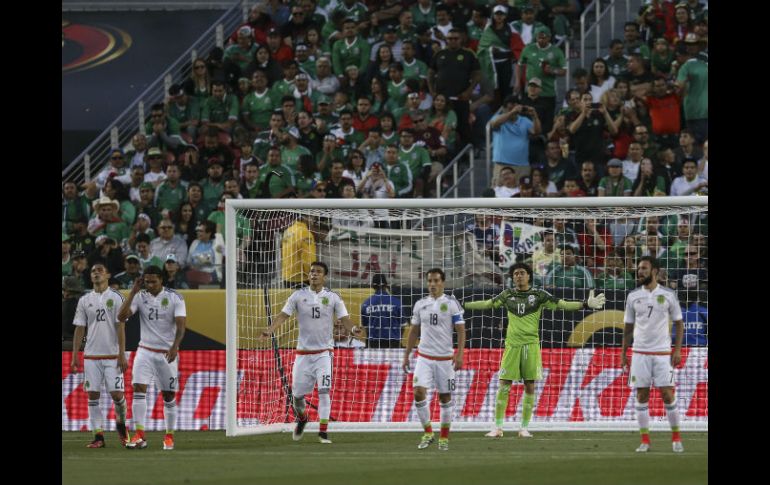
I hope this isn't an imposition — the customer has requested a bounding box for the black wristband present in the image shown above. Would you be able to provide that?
[583,300,589,310]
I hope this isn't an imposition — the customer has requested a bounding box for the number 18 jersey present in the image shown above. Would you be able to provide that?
[411,294,464,358]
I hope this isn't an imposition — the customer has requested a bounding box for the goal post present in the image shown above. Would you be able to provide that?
[226,197,708,436]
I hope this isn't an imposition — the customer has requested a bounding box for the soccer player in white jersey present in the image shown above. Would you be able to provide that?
[70,262,130,448]
[118,265,187,451]
[622,256,685,453]
[261,261,362,444]
[402,268,465,451]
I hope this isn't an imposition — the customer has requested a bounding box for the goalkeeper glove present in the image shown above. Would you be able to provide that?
[585,290,606,309]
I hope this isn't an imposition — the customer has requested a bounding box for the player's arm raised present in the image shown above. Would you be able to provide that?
[553,290,606,311]
[464,298,501,310]
[118,277,142,322]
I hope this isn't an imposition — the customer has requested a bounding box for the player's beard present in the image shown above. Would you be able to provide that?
[639,274,653,286]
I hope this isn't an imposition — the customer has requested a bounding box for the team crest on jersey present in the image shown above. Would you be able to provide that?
[321,297,329,306]
[106,299,114,309]
[440,303,448,312]
[657,295,665,304]
[528,295,536,305]
[162,297,169,308]
[84,380,90,389]
[457,54,464,61]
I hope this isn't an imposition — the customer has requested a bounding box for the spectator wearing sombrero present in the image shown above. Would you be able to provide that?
[87,196,130,246]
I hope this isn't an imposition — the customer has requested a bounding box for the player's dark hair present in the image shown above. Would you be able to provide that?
[144,265,163,276]
[90,260,109,273]
[509,262,533,281]
[310,261,329,275]
[639,255,660,270]
[426,268,445,281]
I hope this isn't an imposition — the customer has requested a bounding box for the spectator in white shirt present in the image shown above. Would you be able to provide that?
[670,159,707,196]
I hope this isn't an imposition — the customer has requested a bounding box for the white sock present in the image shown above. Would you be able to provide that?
[318,390,331,423]
[113,397,127,425]
[164,399,177,434]
[132,393,146,431]
[415,399,432,430]
[636,399,650,433]
[440,399,453,431]
[88,399,104,434]
[293,395,307,419]
[665,398,681,433]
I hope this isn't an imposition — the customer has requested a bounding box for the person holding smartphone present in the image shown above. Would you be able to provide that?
[490,96,541,184]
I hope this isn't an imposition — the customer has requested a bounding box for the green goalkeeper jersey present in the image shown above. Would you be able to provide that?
[466,287,584,346]
[493,288,559,346]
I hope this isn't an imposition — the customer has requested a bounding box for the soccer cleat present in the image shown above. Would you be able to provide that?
[437,438,449,451]
[86,434,105,448]
[292,417,308,441]
[518,429,533,438]
[318,432,332,444]
[636,443,650,453]
[116,422,130,447]
[485,428,504,438]
[126,432,147,449]
[672,441,684,453]
[417,433,435,449]
[163,434,175,450]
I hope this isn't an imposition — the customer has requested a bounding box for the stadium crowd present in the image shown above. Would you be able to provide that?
[61,0,707,309]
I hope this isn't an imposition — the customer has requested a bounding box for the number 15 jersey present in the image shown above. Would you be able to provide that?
[281,287,349,352]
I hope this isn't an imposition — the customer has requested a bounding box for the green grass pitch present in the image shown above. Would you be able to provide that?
[62,431,707,485]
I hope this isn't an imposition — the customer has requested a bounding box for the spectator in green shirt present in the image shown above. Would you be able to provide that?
[544,245,595,289]
[595,256,635,291]
[598,159,633,196]
[201,80,240,135]
[114,254,143,289]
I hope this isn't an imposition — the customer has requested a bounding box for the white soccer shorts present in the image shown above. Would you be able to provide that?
[292,351,332,397]
[84,358,125,393]
[131,346,179,391]
[413,356,456,394]
[628,353,675,388]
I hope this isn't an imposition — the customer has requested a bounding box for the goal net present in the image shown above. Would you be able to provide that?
[225,197,708,436]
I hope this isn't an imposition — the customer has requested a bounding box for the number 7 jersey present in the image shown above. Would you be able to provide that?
[624,285,682,353]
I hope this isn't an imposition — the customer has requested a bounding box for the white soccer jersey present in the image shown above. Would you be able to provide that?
[130,288,187,351]
[411,294,464,358]
[73,288,125,356]
[281,287,350,351]
[624,284,683,353]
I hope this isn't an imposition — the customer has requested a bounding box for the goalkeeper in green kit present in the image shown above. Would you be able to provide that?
[465,262,606,438]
